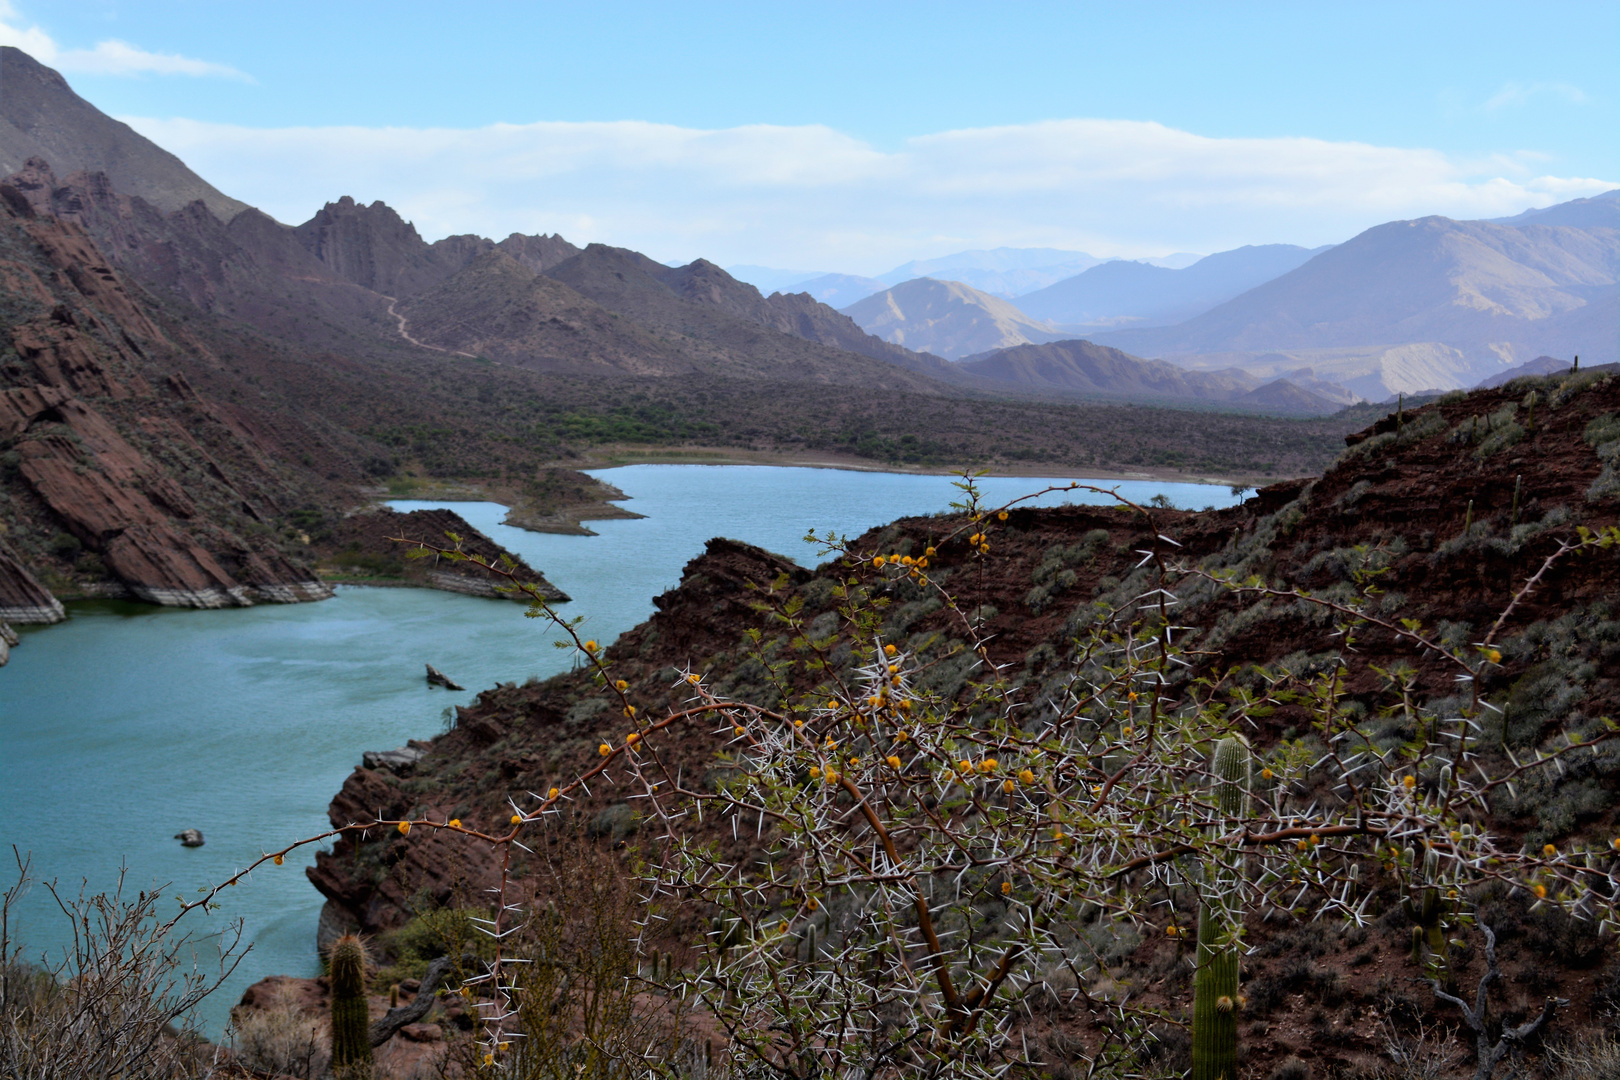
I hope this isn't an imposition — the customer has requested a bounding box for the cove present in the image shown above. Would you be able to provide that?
[0,464,1240,1035]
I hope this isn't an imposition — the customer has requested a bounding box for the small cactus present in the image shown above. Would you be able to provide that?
[1192,737,1251,1080]
[329,934,373,1079]
[1402,844,1453,980]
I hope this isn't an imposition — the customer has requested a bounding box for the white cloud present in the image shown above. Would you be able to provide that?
[0,4,249,80]
[120,114,1618,274]
[1483,81,1588,112]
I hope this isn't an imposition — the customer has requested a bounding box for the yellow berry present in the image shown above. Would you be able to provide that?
[1534,883,1548,898]
[1403,775,1417,789]
[981,758,998,772]
[626,731,640,743]
[887,755,902,769]
[1053,828,1065,841]
[733,725,745,736]
[1001,881,1012,895]
[615,679,629,691]
[794,719,804,728]
[510,814,522,825]
[979,543,990,554]
[824,770,839,784]
[873,555,886,568]
[449,818,462,828]
[546,789,558,801]
[810,766,822,778]
[1544,843,1557,858]
[807,897,818,911]
[397,821,411,835]
[1296,840,1308,851]
[1261,768,1274,780]
[624,706,637,719]
[997,511,1008,520]
[1122,726,1134,738]
[924,546,936,557]
[959,760,973,774]
[583,639,598,652]
[598,743,612,756]
[1486,648,1502,664]
[1002,779,1015,793]
[901,555,915,566]
[686,673,700,684]
[272,854,284,865]
[1019,769,1035,785]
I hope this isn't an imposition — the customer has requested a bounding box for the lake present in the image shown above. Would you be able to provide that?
[0,465,1239,1035]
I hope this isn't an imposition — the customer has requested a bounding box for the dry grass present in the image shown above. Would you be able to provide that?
[227,982,326,1079]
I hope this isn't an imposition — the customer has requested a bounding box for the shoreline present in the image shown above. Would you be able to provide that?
[553,445,1276,488]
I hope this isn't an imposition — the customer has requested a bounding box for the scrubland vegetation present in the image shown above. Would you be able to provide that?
[8,371,1620,1080]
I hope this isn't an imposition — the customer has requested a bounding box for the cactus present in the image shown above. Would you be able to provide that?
[329,933,373,1079]
[1511,474,1523,527]
[1402,843,1453,982]
[1192,737,1250,1080]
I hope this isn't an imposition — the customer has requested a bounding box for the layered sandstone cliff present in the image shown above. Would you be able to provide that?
[0,168,333,612]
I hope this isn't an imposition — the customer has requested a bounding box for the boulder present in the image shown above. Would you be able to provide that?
[173,829,204,847]
[362,746,426,773]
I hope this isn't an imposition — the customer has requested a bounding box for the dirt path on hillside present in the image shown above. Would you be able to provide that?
[384,296,479,358]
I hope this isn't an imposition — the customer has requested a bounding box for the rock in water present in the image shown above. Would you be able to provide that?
[425,664,464,691]
[174,829,204,847]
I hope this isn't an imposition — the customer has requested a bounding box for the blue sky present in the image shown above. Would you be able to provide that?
[4,1,1616,272]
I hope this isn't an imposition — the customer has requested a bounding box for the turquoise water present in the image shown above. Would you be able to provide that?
[0,465,1238,1035]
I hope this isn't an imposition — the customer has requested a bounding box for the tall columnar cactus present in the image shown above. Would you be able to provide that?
[1192,737,1251,1080]
[329,933,373,1079]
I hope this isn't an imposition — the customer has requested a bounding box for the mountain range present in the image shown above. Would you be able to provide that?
[825,206,1615,399]
[1013,243,1332,328]
[1090,212,1618,397]
[5,45,1386,621]
[838,278,1071,359]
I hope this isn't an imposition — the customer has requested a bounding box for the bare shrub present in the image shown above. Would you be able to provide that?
[0,851,243,1080]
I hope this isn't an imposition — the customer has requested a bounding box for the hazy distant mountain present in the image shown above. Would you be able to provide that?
[0,46,248,221]
[1486,190,1620,230]
[724,264,824,293]
[1473,354,1578,388]
[874,247,1108,297]
[1015,244,1331,328]
[841,278,1070,359]
[956,338,1353,415]
[1092,212,1619,396]
[1141,253,1206,269]
[788,272,887,306]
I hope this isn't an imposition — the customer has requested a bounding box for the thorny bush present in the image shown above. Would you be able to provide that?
[16,477,1620,1079]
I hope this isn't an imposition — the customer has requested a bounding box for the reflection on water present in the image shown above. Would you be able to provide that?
[0,464,1236,1034]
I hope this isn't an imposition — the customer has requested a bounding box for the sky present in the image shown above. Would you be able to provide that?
[2,1,1616,274]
